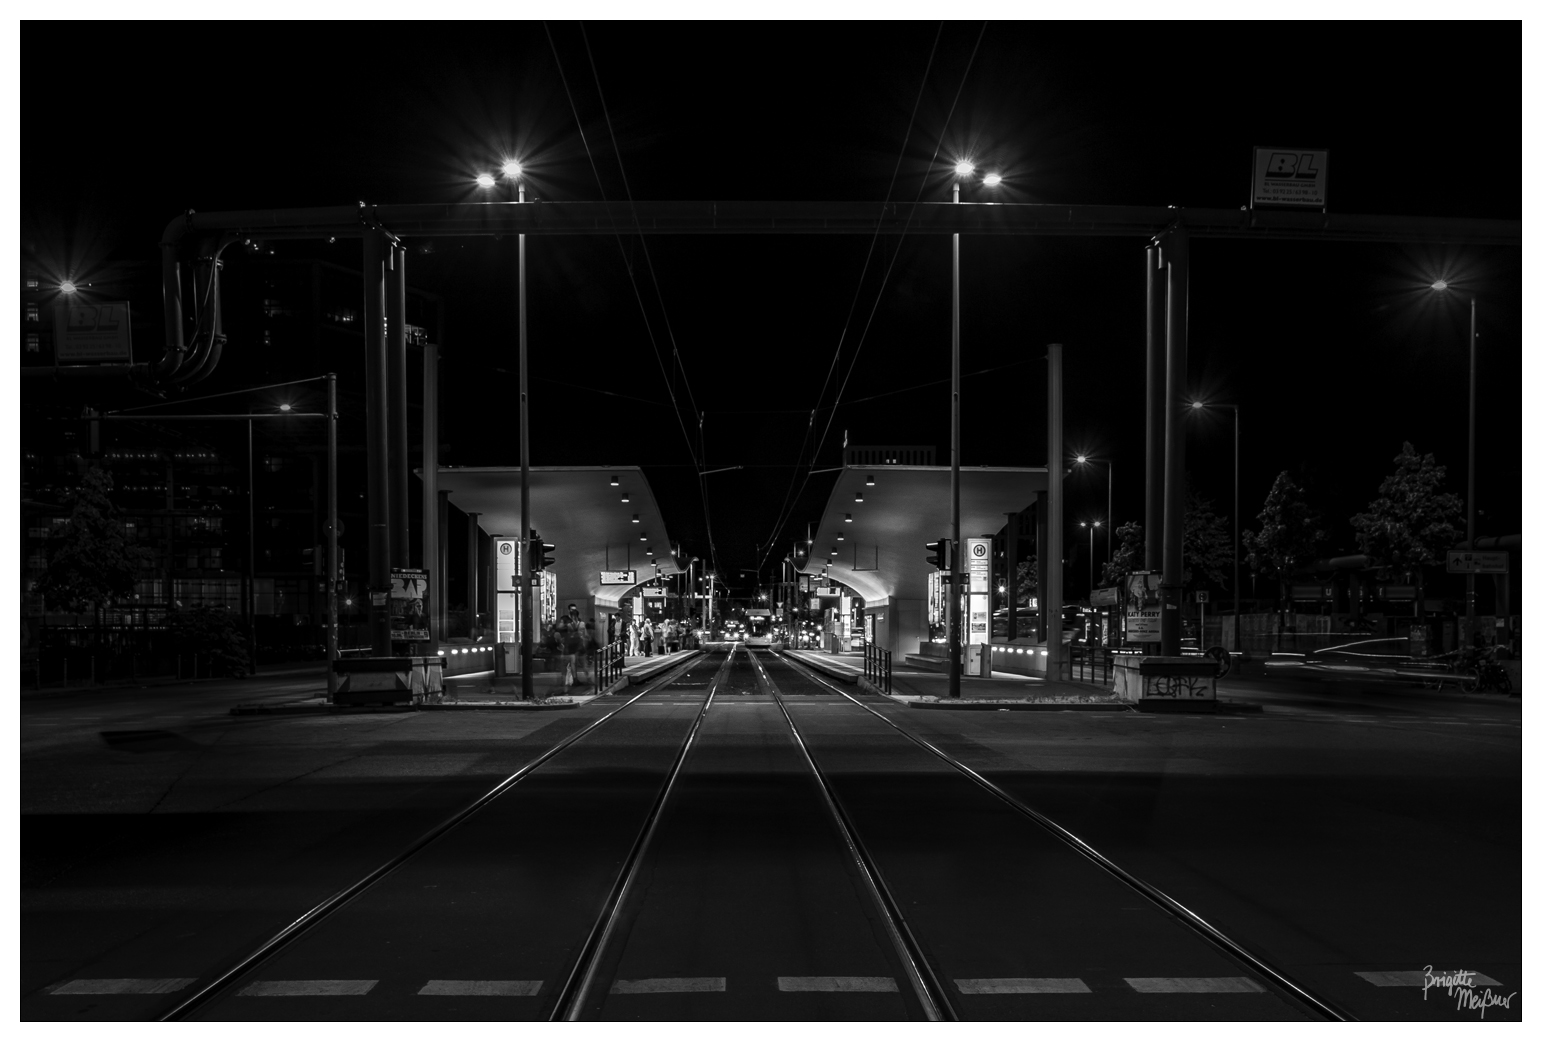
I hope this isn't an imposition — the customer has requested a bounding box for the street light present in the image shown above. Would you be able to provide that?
[1079,520,1103,599]
[1430,280,1478,651]
[1189,401,1240,651]
[474,173,496,189]
[1073,455,1114,576]
[59,280,78,295]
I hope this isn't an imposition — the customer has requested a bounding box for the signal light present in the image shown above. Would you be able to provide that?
[528,529,555,573]
[925,538,950,571]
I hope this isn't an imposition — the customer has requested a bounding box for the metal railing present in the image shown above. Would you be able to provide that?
[1070,644,1114,685]
[595,639,626,687]
[863,644,892,695]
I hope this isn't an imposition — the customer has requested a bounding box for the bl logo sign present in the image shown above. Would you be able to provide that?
[1252,146,1329,209]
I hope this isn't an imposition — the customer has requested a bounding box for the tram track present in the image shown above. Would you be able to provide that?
[763,648,1352,1022]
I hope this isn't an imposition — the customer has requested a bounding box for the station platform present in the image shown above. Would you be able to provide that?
[781,647,1125,710]
[438,648,702,707]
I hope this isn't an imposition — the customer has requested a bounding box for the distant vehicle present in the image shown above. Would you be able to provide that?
[745,614,774,647]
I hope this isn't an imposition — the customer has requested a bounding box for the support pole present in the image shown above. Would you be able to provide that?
[1159,227,1189,656]
[436,489,450,642]
[467,511,481,639]
[1144,244,1166,595]
[423,343,439,642]
[1033,491,1048,642]
[247,417,257,673]
[326,373,338,696]
[387,244,409,571]
[362,229,392,655]
[1232,407,1241,651]
[1046,343,1064,682]
[1464,296,1477,650]
[1005,511,1019,642]
[948,188,962,698]
[518,181,534,701]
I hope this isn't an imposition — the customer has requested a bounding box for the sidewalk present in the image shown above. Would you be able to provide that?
[781,648,1125,710]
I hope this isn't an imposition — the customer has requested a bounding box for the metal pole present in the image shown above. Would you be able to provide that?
[1159,227,1189,657]
[1464,297,1476,651]
[1107,461,1113,574]
[388,245,410,570]
[247,417,257,673]
[1145,245,1165,588]
[423,343,439,641]
[1233,406,1240,652]
[949,179,962,698]
[326,373,338,696]
[362,229,393,656]
[1005,511,1019,642]
[519,180,534,701]
[1046,344,1064,682]
[467,512,481,639]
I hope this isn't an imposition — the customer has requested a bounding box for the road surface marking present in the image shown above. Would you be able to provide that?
[1356,970,1501,987]
[1125,977,1265,993]
[50,978,196,995]
[777,976,899,992]
[237,980,378,996]
[610,978,725,994]
[418,980,542,997]
[954,978,1090,994]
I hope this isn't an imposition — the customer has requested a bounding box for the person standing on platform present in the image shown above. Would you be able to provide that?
[627,613,640,657]
[642,617,654,657]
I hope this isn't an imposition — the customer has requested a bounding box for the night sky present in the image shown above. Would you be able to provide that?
[22,19,1521,594]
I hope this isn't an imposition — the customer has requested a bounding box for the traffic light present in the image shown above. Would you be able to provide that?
[528,530,556,573]
[925,538,950,571]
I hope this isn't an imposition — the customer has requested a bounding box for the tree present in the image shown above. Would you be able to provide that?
[165,606,252,677]
[1350,442,1463,618]
[31,466,144,620]
[1101,521,1144,587]
[1242,471,1326,631]
[1183,492,1232,588]
[1014,557,1038,606]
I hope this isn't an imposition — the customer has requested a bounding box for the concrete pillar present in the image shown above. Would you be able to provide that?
[1159,227,1190,656]
[1046,343,1064,681]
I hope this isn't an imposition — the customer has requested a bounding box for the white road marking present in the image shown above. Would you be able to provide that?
[1125,977,1265,994]
[954,978,1090,994]
[418,980,542,996]
[610,977,726,994]
[237,980,378,996]
[50,978,196,995]
[777,976,898,993]
[1356,970,1501,987]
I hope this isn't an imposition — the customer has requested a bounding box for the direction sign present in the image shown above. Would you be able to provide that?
[54,301,133,362]
[1447,551,1508,574]
[600,570,638,585]
[1252,146,1328,209]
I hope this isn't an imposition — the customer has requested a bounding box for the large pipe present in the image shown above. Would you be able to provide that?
[1159,227,1190,657]
[388,244,409,569]
[423,342,440,640]
[362,229,393,655]
[326,373,338,697]
[1046,343,1064,682]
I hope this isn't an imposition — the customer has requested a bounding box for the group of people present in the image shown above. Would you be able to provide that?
[542,610,699,691]
[543,604,597,689]
[621,615,690,658]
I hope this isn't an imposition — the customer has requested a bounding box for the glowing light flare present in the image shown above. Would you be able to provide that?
[1431,279,1450,291]
[278,403,292,412]
[475,173,496,189]
[501,159,524,180]
[953,160,975,177]
[59,280,78,294]
[982,173,1003,187]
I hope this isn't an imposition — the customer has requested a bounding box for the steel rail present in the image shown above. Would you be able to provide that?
[551,646,734,1020]
[774,651,1355,1023]
[158,650,711,1022]
[748,651,954,1021]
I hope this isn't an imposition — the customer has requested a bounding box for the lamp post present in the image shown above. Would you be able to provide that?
[1189,401,1240,651]
[948,159,1002,697]
[1079,520,1103,599]
[1431,280,1477,651]
[1074,455,1114,575]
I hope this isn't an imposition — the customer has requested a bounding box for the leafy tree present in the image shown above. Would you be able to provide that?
[1350,442,1463,618]
[1242,471,1326,630]
[165,606,252,677]
[1183,492,1232,588]
[32,466,145,618]
[1101,521,1144,587]
[1014,557,1038,606]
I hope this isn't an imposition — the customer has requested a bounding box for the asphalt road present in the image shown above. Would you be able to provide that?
[21,652,1521,1021]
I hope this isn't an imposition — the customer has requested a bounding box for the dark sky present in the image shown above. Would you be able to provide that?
[23,20,1521,589]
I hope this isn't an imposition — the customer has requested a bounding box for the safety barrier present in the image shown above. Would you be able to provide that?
[595,639,626,687]
[1070,644,1114,685]
[864,644,892,695]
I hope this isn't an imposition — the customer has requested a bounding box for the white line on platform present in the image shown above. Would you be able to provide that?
[49,978,197,996]
[954,978,1090,994]
[237,980,378,997]
[1356,970,1501,987]
[418,980,543,997]
[777,976,899,993]
[1125,977,1265,994]
[610,978,726,994]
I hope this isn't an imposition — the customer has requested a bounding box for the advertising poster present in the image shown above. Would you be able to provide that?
[390,568,430,641]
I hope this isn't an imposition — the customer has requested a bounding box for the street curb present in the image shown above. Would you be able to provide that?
[782,649,860,685]
[854,675,1130,711]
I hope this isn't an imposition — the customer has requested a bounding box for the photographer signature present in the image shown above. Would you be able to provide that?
[1423,966,1517,1019]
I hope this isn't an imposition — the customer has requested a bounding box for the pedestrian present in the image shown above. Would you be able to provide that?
[581,616,599,684]
[627,614,640,657]
[567,614,591,686]
[666,618,680,654]
[555,613,576,688]
[642,617,654,657]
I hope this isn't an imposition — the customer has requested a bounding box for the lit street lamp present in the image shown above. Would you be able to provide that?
[1189,401,1240,651]
[1431,280,1478,651]
[1073,454,1114,576]
[947,158,1002,698]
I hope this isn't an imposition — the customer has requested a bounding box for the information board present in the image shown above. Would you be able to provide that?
[600,570,638,585]
[1252,146,1328,209]
[53,301,133,362]
[1447,551,1508,574]
[389,568,430,641]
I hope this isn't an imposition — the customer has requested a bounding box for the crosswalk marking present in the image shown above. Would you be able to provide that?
[954,978,1090,994]
[777,976,898,993]
[418,980,542,996]
[237,980,377,997]
[610,977,726,994]
[1125,977,1265,994]
[49,978,196,996]
[1356,970,1501,987]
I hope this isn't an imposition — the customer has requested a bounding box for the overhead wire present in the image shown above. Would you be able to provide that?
[758,21,990,573]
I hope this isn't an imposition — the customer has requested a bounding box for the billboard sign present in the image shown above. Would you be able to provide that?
[1126,610,1162,641]
[1091,586,1119,607]
[54,301,133,362]
[390,568,430,641]
[600,570,638,585]
[1252,146,1328,209]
